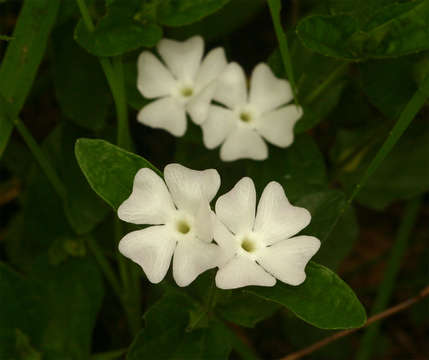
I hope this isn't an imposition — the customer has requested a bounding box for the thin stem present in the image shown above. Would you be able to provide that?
[112,56,131,150]
[304,63,348,104]
[267,0,299,105]
[356,197,422,360]
[86,236,123,302]
[15,119,67,200]
[75,0,95,31]
[280,285,429,360]
[220,322,260,360]
[323,72,429,242]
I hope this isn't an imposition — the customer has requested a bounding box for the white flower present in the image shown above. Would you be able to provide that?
[201,62,303,161]
[117,164,223,287]
[137,36,228,137]
[213,177,320,289]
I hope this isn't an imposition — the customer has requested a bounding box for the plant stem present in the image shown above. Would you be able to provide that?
[281,284,429,360]
[356,197,422,360]
[267,0,299,105]
[87,235,123,302]
[14,119,67,200]
[323,72,429,242]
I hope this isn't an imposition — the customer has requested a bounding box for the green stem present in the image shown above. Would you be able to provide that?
[267,0,299,105]
[356,197,422,360]
[323,72,429,242]
[87,235,123,303]
[75,0,95,31]
[218,321,260,360]
[304,62,348,104]
[14,119,67,200]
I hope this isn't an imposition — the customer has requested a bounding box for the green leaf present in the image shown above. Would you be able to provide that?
[127,293,232,359]
[157,0,231,27]
[297,0,429,60]
[75,138,160,210]
[0,0,60,157]
[217,291,280,328]
[74,0,162,57]
[296,191,359,269]
[51,22,111,131]
[247,262,366,329]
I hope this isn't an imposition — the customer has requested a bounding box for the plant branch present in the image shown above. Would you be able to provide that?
[356,197,422,360]
[267,0,299,105]
[323,72,429,242]
[280,285,429,360]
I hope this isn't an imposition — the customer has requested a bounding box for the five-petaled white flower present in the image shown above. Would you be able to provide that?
[117,164,223,287]
[202,62,303,161]
[213,177,320,289]
[137,36,227,137]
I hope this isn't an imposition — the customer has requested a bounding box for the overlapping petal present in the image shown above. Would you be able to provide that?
[195,47,227,90]
[164,164,220,215]
[137,97,187,137]
[254,182,311,245]
[118,226,176,284]
[215,256,276,289]
[214,62,247,109]
[186,82,217,125]
[118,168,175,225]
[257,236,320,285]
[201,105,235,149]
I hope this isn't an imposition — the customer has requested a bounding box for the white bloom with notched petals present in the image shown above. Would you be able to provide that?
[117,164,223,287]
[137,36,228,137]
[213,177,320,289]
[202,62,302,161]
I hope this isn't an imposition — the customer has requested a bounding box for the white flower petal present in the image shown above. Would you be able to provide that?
[212,214,239,265]
[118,168,175,225]
[173,238,222,287]
[186,82,216,125]
[194,201,214,243]
[214,62,247,109]
[215,255,276,289]
[137,52,176,99]
[249,63,293,113]
[157,36,204,82]
[257,236,320,286]
[215,177,256,235]
[164,163,220,215]
[137,97,187,137]
[118,226,176,284]
[220,127,268,161]
[254,182,311,245]
[255,105,302,147]
[201,105,235,149]
[195,47,228,90]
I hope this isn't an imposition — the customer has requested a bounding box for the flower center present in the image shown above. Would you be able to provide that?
[241,237,256,252]
[239,111,252,123]
[180,87,194,98]
[176,220,191,234]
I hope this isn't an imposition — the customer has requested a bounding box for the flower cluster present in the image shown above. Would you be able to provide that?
[118,165,320,289]
[137,36,302,161]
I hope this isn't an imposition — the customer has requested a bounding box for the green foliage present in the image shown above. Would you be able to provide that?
[75,0,162,57]
[127,293,232,359]
[157,0,231,27]
[247,262,366,329]
[75,138,159,210]
[0,0,60,157]
[297,0,429,60]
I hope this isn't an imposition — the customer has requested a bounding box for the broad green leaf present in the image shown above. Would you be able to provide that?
[0,258,103,360]
[157,0,231,27]
[74,0,162,57]
[296,190,358,269]
[52,22,111,131]
[217,291,280,328]
[247,262,366,329]
[127,293,232,359]
[297,0,429,60]
[75,138,159,210]
[0,0,60,157]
